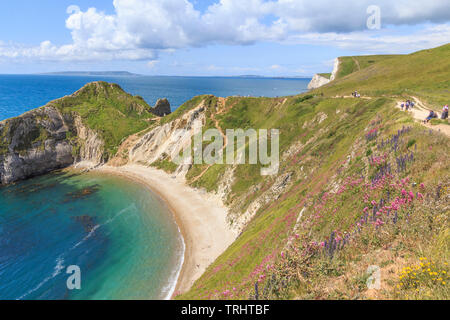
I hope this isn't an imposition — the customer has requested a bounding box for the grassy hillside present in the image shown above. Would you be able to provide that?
[318,73,332,79]
[50,81,156,158]
[3,44,447,300]
[175,44,449,300]
[319,44,450,107]
[334,55,398,79]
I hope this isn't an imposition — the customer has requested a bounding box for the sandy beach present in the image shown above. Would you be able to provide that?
[93,164,237,298]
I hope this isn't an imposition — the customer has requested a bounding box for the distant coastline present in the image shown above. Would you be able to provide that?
[37,71,142,77]
[32,72,311,79]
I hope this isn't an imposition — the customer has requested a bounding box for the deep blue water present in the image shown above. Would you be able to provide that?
[0,75,310,121]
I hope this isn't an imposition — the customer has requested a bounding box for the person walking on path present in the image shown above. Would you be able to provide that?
[442,104,449,120]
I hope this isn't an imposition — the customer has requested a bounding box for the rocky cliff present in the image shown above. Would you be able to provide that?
[0,105,105,185]
[307,57,340,90]
[151,98,172,117]
[307,74,331,90]
[130,101,206,178]
[330,57,340,81]
[0,81,159,185]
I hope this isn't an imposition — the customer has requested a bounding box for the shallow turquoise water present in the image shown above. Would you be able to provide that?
[0,171,184,300]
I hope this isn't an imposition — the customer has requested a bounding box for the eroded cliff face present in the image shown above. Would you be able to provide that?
[330,57,340,81]
[73,115,105,165]
[130,103,206,178]
[307,74,331,90]
[0,81,163,185]
[307,58,341,90]
[0,106,105,185]
[120,97,295,234]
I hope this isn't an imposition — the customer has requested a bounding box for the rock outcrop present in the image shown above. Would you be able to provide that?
[0,81,152,185]
[0,107,74,184]
[0,105,107,185]
[307,74,331,90]
[130,103,206,179]
[73,115,105,164]
[152,98,172,117]
[330,57,340,81]
[307,57,341,90]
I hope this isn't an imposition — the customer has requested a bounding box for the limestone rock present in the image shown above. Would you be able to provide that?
[0,106,104,185]
[307,74,331,90]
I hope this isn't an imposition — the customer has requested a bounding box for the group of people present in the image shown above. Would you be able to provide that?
[400,100,415,111]
[424,104,449,123]
[351,91,361,98]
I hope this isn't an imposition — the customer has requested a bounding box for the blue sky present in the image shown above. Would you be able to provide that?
[0,0,449,76]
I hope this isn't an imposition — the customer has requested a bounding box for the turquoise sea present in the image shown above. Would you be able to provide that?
[0,171,184,300]
[0,75,309,300]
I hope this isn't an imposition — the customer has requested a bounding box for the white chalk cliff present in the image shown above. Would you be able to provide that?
[307,58,340,90]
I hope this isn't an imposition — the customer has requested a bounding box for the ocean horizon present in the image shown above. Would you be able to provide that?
[0,74,310,121]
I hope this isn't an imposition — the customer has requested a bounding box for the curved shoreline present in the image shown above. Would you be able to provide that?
[91,164,237,299]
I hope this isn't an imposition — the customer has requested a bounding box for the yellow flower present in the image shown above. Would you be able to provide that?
[443,282,446,285]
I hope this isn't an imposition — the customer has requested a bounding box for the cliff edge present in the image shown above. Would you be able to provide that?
[0,81,168,185]
[307,58,340,90]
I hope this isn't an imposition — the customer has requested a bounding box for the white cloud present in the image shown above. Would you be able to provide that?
[66,5,81,14]
[147,60,159,68]
[0,0,449,62]
[286,24,450,53]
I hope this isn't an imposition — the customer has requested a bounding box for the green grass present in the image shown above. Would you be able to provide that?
[151,158,178,174]
[2,44,449,300]
[160,95,217,125]
[319,44,450,107]
[52,81,155,159]
[335,55,398,79]
[318,73,332,79]
[191,164,227,192]
[177,44,450,300]
[178,94,399,299]
[430,119,450,126]
[0,81,157,162]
